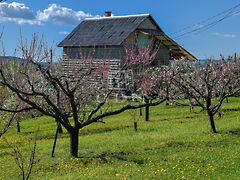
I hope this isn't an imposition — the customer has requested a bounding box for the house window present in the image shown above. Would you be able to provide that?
[137,34,149,48]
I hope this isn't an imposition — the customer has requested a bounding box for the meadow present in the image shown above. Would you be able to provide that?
[0,97,240,179]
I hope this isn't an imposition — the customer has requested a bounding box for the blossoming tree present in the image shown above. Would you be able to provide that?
[124,44,176,121]
[0,36,171,157]
[173,60,240,133]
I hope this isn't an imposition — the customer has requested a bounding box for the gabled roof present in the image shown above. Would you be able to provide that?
[58,14,150,47]
[58,13,197,61]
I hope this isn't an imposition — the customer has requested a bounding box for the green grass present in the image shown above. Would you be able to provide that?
[0,97,240,179]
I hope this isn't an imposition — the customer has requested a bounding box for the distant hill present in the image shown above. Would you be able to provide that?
[193,59,220,67]
[0,56,24,62]
[0,56,58,68]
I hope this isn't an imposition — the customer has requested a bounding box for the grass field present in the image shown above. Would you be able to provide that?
[0,97,240,179]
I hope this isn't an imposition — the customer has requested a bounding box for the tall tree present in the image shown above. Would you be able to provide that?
[0,35,170,157]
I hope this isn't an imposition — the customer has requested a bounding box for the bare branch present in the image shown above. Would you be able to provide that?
[3,129,38,180]
[0,107,33,113]
[82,98,166,128]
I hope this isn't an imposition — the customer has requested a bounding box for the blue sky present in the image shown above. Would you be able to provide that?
[0,0,240,59]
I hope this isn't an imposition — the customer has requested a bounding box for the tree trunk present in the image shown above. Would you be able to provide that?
[58,123,63,134]
[17,121,20,133]
[145,105,149,121]
[208,113,217,133]
[166,96,170,106]
[70,129,79,157]
[226,97,229,103]
[145,98,149,121]
[206,97,217,133]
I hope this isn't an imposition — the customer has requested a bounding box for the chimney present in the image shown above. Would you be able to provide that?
[104,11,112,17]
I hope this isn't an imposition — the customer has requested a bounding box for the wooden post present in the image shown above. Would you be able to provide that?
[139,108,142,116]
[134,121,138,131]
[17,121,21,133]
[51,123,60,157]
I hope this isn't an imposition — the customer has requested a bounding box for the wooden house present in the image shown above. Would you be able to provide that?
[58,12,196,94]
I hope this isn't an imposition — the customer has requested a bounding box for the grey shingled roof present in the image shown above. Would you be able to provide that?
[58,14,150,47]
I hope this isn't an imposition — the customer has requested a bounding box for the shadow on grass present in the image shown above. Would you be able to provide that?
[78,151,145,165]
[222,107,240,112]
[20,125,131,141]
[159,114,202,123]
[221,128,240,136]
[80,125,131,136]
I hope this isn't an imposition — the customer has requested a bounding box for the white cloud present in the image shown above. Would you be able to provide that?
[224,34,237,38]
[37,4,94,25]
[213,32,237,38]
[0,2,40,25]
[0,2,96,25]
[0,17,40,25]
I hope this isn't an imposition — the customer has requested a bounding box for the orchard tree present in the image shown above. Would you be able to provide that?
[0,85,29,136]
[173,60,240,133]
[0,35,171,157]
[0,60,40,136]
[123,44,176,121]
